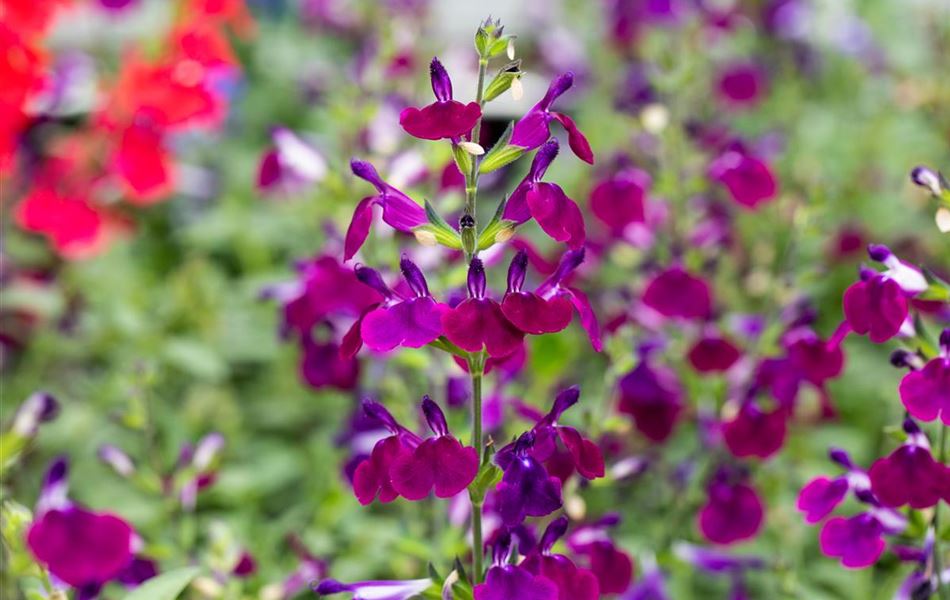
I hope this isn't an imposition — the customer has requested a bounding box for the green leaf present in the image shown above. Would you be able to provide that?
[122,567,203,600]
[919,268,950,301]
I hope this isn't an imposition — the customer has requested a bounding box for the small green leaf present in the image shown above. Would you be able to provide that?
[452,143,473,177]
[122,567,203,600]
[468,462,502,504]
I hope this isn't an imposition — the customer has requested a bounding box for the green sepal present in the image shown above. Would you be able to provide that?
[477,197,516,250]
[412,200,462,250]
[918,268,950,302]
[482,61,521,102]
[468,461,502,505]
[452,143,473,177]
[479,122,523,174]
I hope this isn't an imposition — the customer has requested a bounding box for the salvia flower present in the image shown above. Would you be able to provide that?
[355,258,449,352]
[698,468,764,545]
[707,149,778,209]
[566,516,634,594]
[588,166,651,237]
[522,517,601,600]
[501,250,573,335]
[797,476,849,524]
[493,432,563,526]
[617,361,684,443]
[868,418,950,509]
[534,248,603,351]
[715,62,767,108]
[27,458,137,595]
[257,127,327,197]
[344,159,428,260]
[503,140,587,249]
[352,397,478,504]
[399,57,481,141]
[818,512,887,569]
[314,577,433,600]
[687,334,741,373]
[899,329,950,423]
[642,266,712,320]
[510,72,593,164]
[442,258,525,358]
[850,244,928,336]
[474,531,559,600]
[721,400,788,460]
[11,391,58,437]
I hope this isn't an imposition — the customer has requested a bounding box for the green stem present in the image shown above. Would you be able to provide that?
[935,425,948,599]
[462,58,489,263]
[469,354,485,583]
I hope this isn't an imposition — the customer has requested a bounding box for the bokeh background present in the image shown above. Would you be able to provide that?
[2,0,949,598]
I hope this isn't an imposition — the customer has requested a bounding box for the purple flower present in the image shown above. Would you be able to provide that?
[399,57,481,141]
[673,542,765,573]
[521,517,601,600]
[356,258,449,352]
[27,459,136,591]
[843,245,927,343]
[344,160,428,260]
[534,249,602,351]
[474,533,559,600]
[797,477,849,524]
[715,63,767,108]
[617,361,684,443]
[687,335,741,373]
[588,167,651,236]
[511,73,593,164]
[315,577,432,600]
[11,391,59,437]
[721,401,788,460]
[899,330,950,423]
[493,433,563,526]
[503,140,586,249]
[300,335,360,390]
[500,250,574,335]
[442,258,525,358]
[819,513,885,569]
[868,420,950,509]
[256,127,327,197]
[707,150,777,209]
[642,266,712,320]
[621,567,670,600]
[352,398,478,504]
[698,471,764,545]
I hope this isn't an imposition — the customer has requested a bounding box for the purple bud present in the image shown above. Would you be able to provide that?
[867,244,892,263]
[400,257,430,298]
[541,248,585,293]
[941,329,950,353]
[193,432,224,470]
[506,250,528,294]
[910,166,942,195]
[315,580,348,594]
[829,447,854,469]
[355,265,393,298]
[421,396,449,437]
[539,72,574,111]
[513,431,536,454]
[467,258,487,299]
[539,516,569,553]
[543,386,580,425]
[351,159,386,191]
[98,444,135,477]
[854,488,878,505]
[889,349,912,368]
[363,401,401,433]
[38,457,70,513]
[527,139,560,182]
[12,391,59,437]
[902,418,922,435]
[429,57,452,102]
[857,265,877,281]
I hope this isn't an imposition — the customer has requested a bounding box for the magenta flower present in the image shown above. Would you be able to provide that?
[899,330,950,423]
[510,72,593,164]
[344,160,428,260]
[687,334,741,373]
[494,432,563,526]
[868,420,950,509]
[300,335,360,390]
[442,258,525,358]
[256,127,327,197]
[797,476,849,524]
[708,150,777,209]
[534,248,602,351]
[352,398,477,504]
[588,167,650,235]
[843,245,927,343]
[785,327,845,387]
[715,62,767,107]
[27,459,136,594]
[501,250,573,335]
[722,402,788,459]
[503,140,586,249]
[475,533,559,600]
[642,267,712,320]
[698,471,764,545]
[819,513,886,569]
[617,361,684,443]
[399,57,481,141]
[508,386,606,481]
[315,577,432,600]
[566,518,634,595]
[356,258,449,351]
[522,517,601,600]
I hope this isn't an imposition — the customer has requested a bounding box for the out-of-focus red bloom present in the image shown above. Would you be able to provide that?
[113,114,176,203]
[14,184,113,259]
[1,0,72,37]
[182,0,256,37]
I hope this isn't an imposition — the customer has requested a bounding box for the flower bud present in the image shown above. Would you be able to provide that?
[910,166,942,196]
